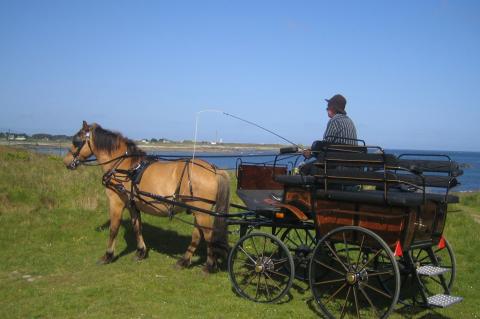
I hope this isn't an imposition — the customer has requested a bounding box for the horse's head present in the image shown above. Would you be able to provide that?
[63,121,95,170]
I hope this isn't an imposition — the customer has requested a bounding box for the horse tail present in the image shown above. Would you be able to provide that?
[212,169,230,260]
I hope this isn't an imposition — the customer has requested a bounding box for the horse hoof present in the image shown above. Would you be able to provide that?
[202,264,217,274]
[174,258,190,269]
[133,248,148,262]
[97,252,114,265]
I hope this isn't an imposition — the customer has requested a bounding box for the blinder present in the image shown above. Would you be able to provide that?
[68,131,92,169]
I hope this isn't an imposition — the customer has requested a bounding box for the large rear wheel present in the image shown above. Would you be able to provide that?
[309,226,400,318]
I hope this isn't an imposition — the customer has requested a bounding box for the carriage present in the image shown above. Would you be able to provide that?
[64,123,464,318]
[225,141,463,318]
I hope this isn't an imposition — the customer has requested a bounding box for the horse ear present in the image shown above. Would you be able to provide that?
[82,121,89,131]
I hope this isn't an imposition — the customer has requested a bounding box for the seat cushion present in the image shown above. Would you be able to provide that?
[315,189,459,207]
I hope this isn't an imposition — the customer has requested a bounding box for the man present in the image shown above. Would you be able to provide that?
[301,94,358,173]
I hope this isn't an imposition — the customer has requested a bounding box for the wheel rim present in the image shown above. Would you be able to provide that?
[228,232,294,303]
[280,228,317,281]
[309,226,400,318]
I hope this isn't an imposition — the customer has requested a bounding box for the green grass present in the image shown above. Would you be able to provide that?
[0,146,479,318]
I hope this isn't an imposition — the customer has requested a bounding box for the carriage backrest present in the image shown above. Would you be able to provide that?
[237,164,287,190]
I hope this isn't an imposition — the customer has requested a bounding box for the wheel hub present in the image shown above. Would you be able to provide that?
[346,268,368,285]
[346,272,357,284]
[255,257,274,273]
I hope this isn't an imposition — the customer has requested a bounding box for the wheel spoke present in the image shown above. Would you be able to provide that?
[325,241,349,272]
[340,286,352,319]
[353,286,361,319]
[362,282,393,299]
[239,271,258,288]
[273,257,290,266]
[233,258,255,268]
[263,275,272,300]
[313,258,346,276]
[313,278,346,286]
[358,248,383,273]
[237,245,257,264]
[268,243,281,260]
[415,248,423,261]
[268,269,291,278]
[261,235,267,259]
[343,232,351,268]
[294,228,304,245]
[356,235,365,267]
[255,273,262,300]
[307,230,316,246]
[367,270,394,277]
[358,285,379,317]
[430,276,443,286]
[325,282,348,305]
[264,271,282,291]
[286,236,296,247]
[250,236,260,257]
[417,254,432,264]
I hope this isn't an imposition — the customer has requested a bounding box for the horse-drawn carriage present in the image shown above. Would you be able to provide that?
[226,142,463,318]
[64,122,463,318]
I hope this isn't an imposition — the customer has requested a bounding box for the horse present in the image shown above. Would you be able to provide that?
[63,121,230,273]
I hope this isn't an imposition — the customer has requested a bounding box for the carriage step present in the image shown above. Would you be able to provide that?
[427,294,463,308]
[416,265,450,276]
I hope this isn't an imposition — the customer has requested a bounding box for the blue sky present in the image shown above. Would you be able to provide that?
[1,0,479,151]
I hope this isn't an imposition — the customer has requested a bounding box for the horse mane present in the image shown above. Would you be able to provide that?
[92,124,146,158]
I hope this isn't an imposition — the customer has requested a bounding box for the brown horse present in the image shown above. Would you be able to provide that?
[63,121,230,273]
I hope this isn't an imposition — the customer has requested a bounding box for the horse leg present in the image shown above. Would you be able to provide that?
[128,205,147,261]
[195,213,218,274]
[98,190,125,264]
[176,220,201,269]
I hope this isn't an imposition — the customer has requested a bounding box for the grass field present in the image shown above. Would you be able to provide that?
[0,146,479,318]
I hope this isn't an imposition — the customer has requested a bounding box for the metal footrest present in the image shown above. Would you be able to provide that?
[427,294,463,308]
[416,265,449,276]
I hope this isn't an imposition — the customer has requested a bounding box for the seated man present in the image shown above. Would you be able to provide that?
[300,94,358,175]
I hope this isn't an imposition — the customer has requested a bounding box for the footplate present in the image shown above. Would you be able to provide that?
[416,265,450,276]
[427,294,463,308]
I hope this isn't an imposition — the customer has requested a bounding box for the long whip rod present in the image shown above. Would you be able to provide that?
[222,112,300,148]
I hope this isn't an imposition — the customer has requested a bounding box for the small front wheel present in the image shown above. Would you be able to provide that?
[228,232,294,303]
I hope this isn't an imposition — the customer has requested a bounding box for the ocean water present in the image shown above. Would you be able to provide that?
[21,145,480,192]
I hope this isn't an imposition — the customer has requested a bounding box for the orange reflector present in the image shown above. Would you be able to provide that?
[394,240,403,257]
[438,236,446,249]
[275,212,285,219]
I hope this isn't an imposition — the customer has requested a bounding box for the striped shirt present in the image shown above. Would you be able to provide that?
[323,114,358,145]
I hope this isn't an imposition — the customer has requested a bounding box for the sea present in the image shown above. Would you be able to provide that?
[21,145,480,193]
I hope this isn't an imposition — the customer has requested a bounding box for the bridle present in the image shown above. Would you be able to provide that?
[67,131,94,170]
[67,129,132,170]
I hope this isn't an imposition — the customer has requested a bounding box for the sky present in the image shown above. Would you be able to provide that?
[1,0,479,151]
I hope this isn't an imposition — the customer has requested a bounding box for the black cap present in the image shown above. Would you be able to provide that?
[325,94,347,114]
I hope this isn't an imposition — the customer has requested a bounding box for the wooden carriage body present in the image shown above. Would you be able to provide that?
[235,144,462,252]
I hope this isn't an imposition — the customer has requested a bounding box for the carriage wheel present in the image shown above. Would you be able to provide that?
[228,232,294,303]
[280,227,317,281]
[309,226,400,318]
[388,238,456,307]
[411,238,456,291]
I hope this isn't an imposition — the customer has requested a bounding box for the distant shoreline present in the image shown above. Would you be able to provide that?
[0,140,284,153]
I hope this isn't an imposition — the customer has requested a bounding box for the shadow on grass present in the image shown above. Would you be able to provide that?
[96,219,207,267]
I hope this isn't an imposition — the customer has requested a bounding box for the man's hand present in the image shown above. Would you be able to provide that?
[303,149,312,159]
